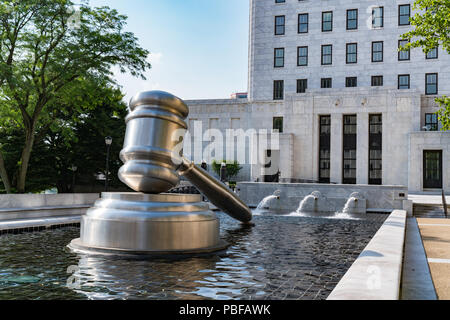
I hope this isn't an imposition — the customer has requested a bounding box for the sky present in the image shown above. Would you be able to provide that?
[87,0,250,102]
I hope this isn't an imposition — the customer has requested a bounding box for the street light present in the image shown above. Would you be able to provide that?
[105,136,113,192]
[71,165,77,193]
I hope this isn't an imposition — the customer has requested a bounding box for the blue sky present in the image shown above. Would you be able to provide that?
[87,0,250,102]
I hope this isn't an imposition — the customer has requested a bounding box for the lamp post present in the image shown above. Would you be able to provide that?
[105,136,113,192]
[71,165,77,193]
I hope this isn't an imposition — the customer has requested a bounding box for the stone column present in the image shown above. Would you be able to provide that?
[357,113,369,185]
[330,113,343,184]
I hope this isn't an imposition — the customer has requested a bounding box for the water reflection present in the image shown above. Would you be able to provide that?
[0,212,387,300]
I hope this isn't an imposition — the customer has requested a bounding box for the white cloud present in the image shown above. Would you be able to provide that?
[147,52,163,66]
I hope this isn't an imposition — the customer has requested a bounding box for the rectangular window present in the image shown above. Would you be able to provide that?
[346,77,357,88]
[343,115,357,185]
[319,115,331,183]
[321,78,332,89]
[321,44,332,65]
[346,43,357,64]
[398,40,410,61]
[322,11,333,32]
[372,7,384,28]
[274,48,285,68]
[398,74,410,89]
[298,13,308,33]
[369,114,382,185]
[273,80,284,100]
[372,41,383,62]
[399,4,411,26]
[426,47,438,59]
[275,0,285,3]
[273,117,283,133]
[425,73,438,95]
[297,46,308,66]
[372,76,383,87]
[347,9,358,30]
[423,150,443,189]
[297,79,307,93]
[425,113,439,131]
[275,16,285,35]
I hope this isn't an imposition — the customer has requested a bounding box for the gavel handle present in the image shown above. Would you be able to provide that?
[178,157,252,224]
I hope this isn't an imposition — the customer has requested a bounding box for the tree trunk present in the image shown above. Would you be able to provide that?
[16,130,35,193]
[0,151,12,193]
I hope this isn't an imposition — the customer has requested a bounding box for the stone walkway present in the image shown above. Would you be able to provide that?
[417,218,450,300]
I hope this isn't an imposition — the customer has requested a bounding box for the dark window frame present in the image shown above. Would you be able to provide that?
[346,77,357,88]
[322,11,333,32]
[297,46,308,66]
[425,73,438,95]
[369,114,382,185]
[371,75,384,87]
[372,41,384,62]
[426,47,438,59]
[298,13,309,33]
[321,44,333,65]
[346,9,358,30]
[321,78,332,89]
[273,80,284,100]
[319,115,331,183]
[398,39,410,61]
[346,43,358,64]
[425,113,439,131]
[398,4,411,26]
[273,117,284,133]
[398,74,410,89]
[343,115,357,185]
[372,7,384,28]
[274,15,285,35]
[274,48,285,68]
[297,79,308,93]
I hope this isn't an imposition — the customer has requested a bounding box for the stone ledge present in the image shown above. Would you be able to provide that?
[327,210,407,300]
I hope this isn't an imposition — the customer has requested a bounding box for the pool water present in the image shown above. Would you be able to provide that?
[0,211,386,300]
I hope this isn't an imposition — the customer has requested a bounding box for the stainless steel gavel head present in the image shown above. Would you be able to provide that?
[118,90,188,194]
[118,90,252,223]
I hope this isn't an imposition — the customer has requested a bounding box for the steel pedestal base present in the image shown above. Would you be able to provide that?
[68,193,228,257]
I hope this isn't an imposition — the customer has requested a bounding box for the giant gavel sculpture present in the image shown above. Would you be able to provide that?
[69,91,252,256]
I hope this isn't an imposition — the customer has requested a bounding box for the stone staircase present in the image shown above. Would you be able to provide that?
[413,203,446,218]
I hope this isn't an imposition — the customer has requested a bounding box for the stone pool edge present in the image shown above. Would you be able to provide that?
[327,210,407,300]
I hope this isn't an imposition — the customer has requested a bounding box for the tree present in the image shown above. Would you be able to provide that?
[400,0,450,130]
[211,160,243,181]
[0,0,150,193]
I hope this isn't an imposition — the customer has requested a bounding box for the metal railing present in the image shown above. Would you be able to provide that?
[443,189,448,218]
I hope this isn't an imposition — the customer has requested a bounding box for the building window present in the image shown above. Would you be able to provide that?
[346,77,357,88]
[273,80,284,100]
[321,78,332,89]
[273,117,283,133]
[297,46,308,66]
[399,4,411,26]
[275,0,285,3]
[369,114,382,185]
[398,74,410,89]
[274,48,285,68]
[346,43,357,64]
[298,13,308,33]
[372,76,383,87]
[426,47,438,59]
[425,113,439,131]
[425,73,438,95]
[347,9,358,30]
[372,41,383,62]
[343,115,357,185]
[322,11,333,32]
[398,40,410,61]
[372,7,384,28]
[297,79,307,93]
[423,150,443,189]
[275,16,285,35]
[319,115,331,183]
[321,45,332,65]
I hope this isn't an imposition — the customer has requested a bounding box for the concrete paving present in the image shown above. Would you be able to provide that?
[417,218,450,300]
[401,218,437,300]
[409,193,450,205]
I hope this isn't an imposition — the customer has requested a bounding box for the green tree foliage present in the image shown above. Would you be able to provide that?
[400,0,450,130]
[0,0,150,193]
[211,160,243,180]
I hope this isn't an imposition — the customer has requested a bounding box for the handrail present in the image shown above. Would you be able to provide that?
[443,189,448,218]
